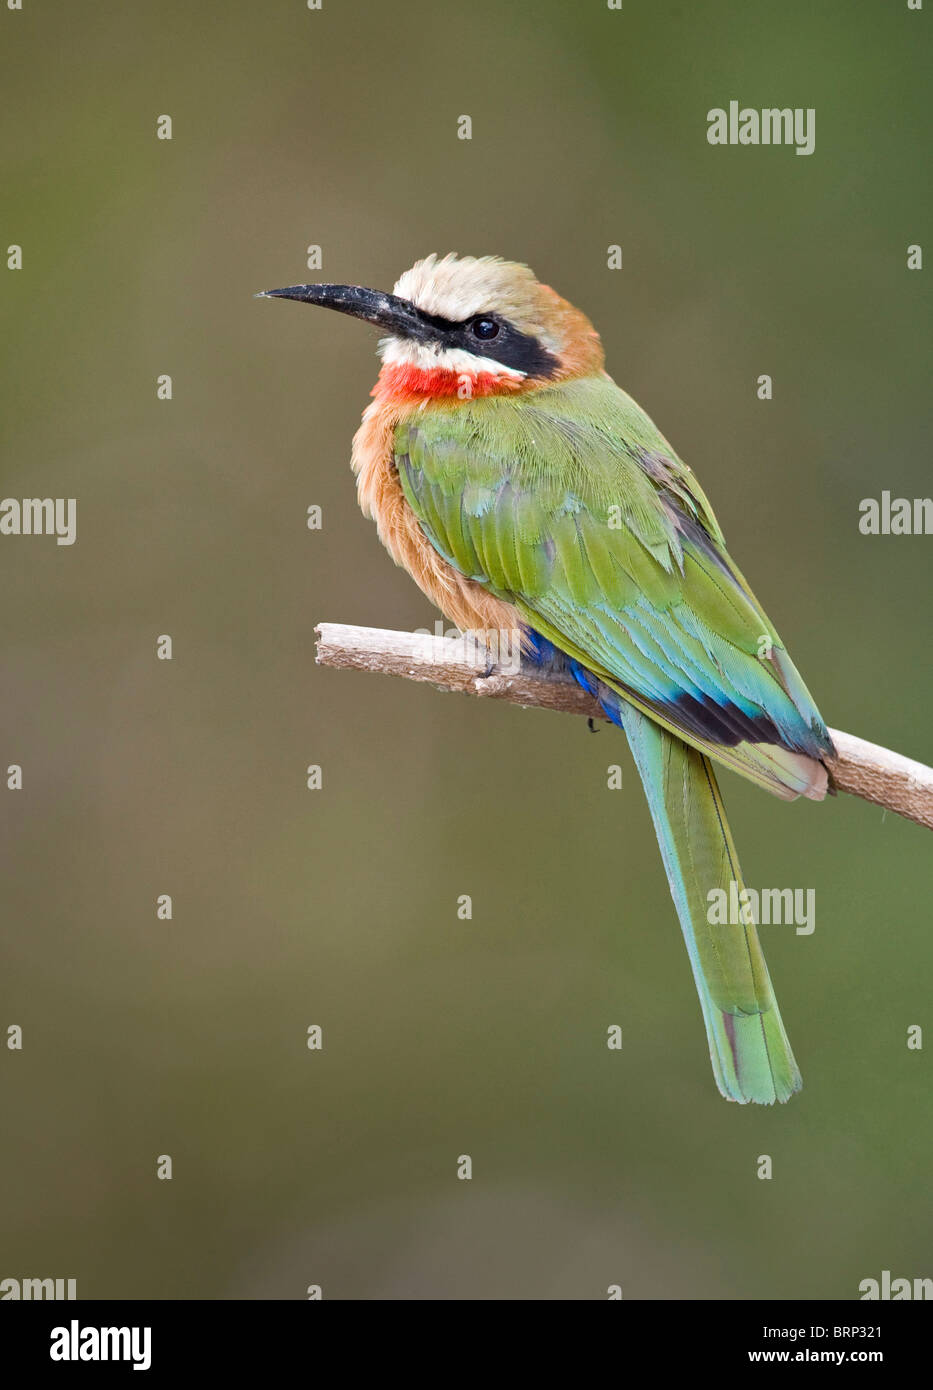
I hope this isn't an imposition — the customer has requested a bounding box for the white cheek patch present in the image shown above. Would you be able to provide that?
[378,336,525,379]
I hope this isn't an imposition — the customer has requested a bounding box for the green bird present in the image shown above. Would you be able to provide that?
[261,254,835,1104]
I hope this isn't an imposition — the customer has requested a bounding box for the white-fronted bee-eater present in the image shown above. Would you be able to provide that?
[260,254,835,1104]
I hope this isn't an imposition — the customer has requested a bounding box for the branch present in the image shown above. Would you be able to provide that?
[315,622,933,832]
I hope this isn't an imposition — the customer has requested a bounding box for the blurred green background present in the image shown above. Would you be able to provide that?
[2,0,930,1299]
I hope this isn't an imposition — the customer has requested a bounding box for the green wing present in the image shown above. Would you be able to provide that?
[393,374,832,800]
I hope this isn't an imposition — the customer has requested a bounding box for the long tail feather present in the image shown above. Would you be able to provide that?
[618,702,802,1104]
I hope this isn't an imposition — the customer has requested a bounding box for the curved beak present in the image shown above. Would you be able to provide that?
[256,283,435,342]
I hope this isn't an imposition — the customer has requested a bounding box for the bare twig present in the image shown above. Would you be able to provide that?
[315,622,933,832]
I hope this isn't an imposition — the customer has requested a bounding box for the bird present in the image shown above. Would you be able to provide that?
[259,254,835,1104]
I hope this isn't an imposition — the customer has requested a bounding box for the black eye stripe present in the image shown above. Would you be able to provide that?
[410,306,495,335]
[406,305,559,379]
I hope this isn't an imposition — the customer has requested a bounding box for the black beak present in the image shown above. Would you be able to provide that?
[256,283,436,342]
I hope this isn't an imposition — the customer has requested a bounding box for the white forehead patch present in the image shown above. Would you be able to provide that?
[394,252,542,328]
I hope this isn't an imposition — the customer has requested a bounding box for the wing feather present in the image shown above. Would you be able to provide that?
[393,377,833,799]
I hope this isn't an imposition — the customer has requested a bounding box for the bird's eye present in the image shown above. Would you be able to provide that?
[470,317,500,340]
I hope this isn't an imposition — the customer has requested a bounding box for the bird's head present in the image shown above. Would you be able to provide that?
[259,253,605,397]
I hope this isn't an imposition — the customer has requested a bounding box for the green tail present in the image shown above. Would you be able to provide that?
[618,703,802,1104]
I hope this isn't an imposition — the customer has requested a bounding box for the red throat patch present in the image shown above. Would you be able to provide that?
[372,363,527,402]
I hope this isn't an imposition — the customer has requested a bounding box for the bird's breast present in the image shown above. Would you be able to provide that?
[350,386,523,639]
